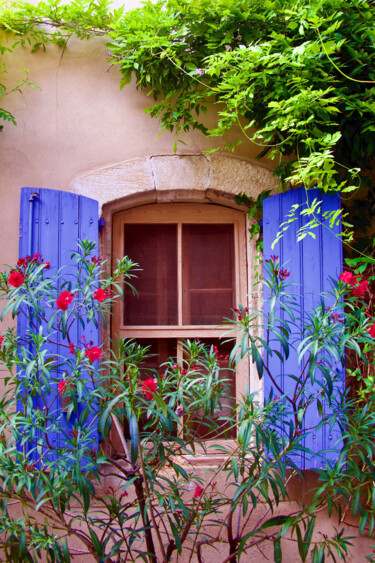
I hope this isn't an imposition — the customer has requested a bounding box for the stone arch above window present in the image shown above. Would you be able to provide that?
[70,154,278,211]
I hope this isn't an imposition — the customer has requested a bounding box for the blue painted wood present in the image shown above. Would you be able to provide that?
[18,188,99,464]
[263,187,344,469]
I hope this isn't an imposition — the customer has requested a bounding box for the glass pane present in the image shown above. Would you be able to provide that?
[124,224,178,325]
[184,339,236,440]
[182,224,235,325]
[136,338,177,379]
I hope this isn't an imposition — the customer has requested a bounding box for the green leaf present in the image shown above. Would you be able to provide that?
[261,515,290,530]
[129,411,139,467]
[274,538,282,563]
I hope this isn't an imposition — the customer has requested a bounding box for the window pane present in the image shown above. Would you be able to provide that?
[124,224,178,325]
[182,224,235,325]
[184,339,236,440]
[136,338,177,378]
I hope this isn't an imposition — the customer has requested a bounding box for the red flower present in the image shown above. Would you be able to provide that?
[339,271,359,286]
[43,262,50,270]
[56,291,73,311]
[0,335,3,345]
[265,255,279,263]
[8,271,25,287]
[86,346,102,363]
[17,258,28,268]
[58,381,68,394]
[352,280,368,298]
[69,343,75,355]
[368,324,375,338]
[140,378,157,400]
[93,288,107,303]
[91,256,102,264]
[193,485,204,498]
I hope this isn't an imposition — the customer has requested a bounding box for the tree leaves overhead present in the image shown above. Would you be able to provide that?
[106,0,375,192]
[1,0,375,194]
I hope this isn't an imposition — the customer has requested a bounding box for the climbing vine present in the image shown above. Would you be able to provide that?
[1,0,375,235]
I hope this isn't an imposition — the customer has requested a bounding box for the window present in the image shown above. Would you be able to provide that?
[112,203,249,439]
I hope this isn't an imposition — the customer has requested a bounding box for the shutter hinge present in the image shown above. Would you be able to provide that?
[99,216,106,232]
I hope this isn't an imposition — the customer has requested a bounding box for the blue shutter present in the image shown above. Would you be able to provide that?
[18,187,99,464]
[263,187,344,469]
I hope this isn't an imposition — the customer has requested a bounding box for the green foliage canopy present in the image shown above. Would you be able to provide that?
[1,0,375,196]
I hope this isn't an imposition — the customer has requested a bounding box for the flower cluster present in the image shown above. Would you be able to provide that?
[67,336,102,363]
[234,306,249,321]
[139,378,157,400]
[339,271,369,298]
[86,346,102,363]
[339,271,374,338]
[274,268,290,281]
[91,256,102,265]
[17,253,50,270]
[172,363,199,375]
[8,270,25,288]
[212,345,229,361]
[265,254,279,263]
[9,254,50,288]
[193,485,204,498]
[93,287,113,303]
[58,380,74,395]
[265,255,290,281]
[330,313,343,324]
[56,290,74,311]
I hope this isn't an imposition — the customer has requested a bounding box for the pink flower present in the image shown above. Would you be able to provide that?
[368,324,375,338]
[58,381,68,394]
[8,271,25,287]
[93,288,107,303]
[56,291,73,311]
[352,280,368,298]
[85,346,102,363]
[140,378,157,400]
[193,485,204,498]
[339,271,359,286]
[0,334,3,345]
[265,255,279,263]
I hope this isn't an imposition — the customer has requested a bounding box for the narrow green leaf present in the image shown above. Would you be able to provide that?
[129,411,139,466]
[274,538,282,563]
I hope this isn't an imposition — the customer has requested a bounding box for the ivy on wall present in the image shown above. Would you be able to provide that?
[1,0,375,230]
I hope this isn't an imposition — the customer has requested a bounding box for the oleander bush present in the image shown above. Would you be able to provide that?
[0,240,374,562]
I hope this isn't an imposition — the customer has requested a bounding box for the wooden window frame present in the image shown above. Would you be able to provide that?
[112,202,249,441]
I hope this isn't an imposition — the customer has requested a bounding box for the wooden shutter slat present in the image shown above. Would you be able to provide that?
[19,188,100,463]
[263,187,344,469]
